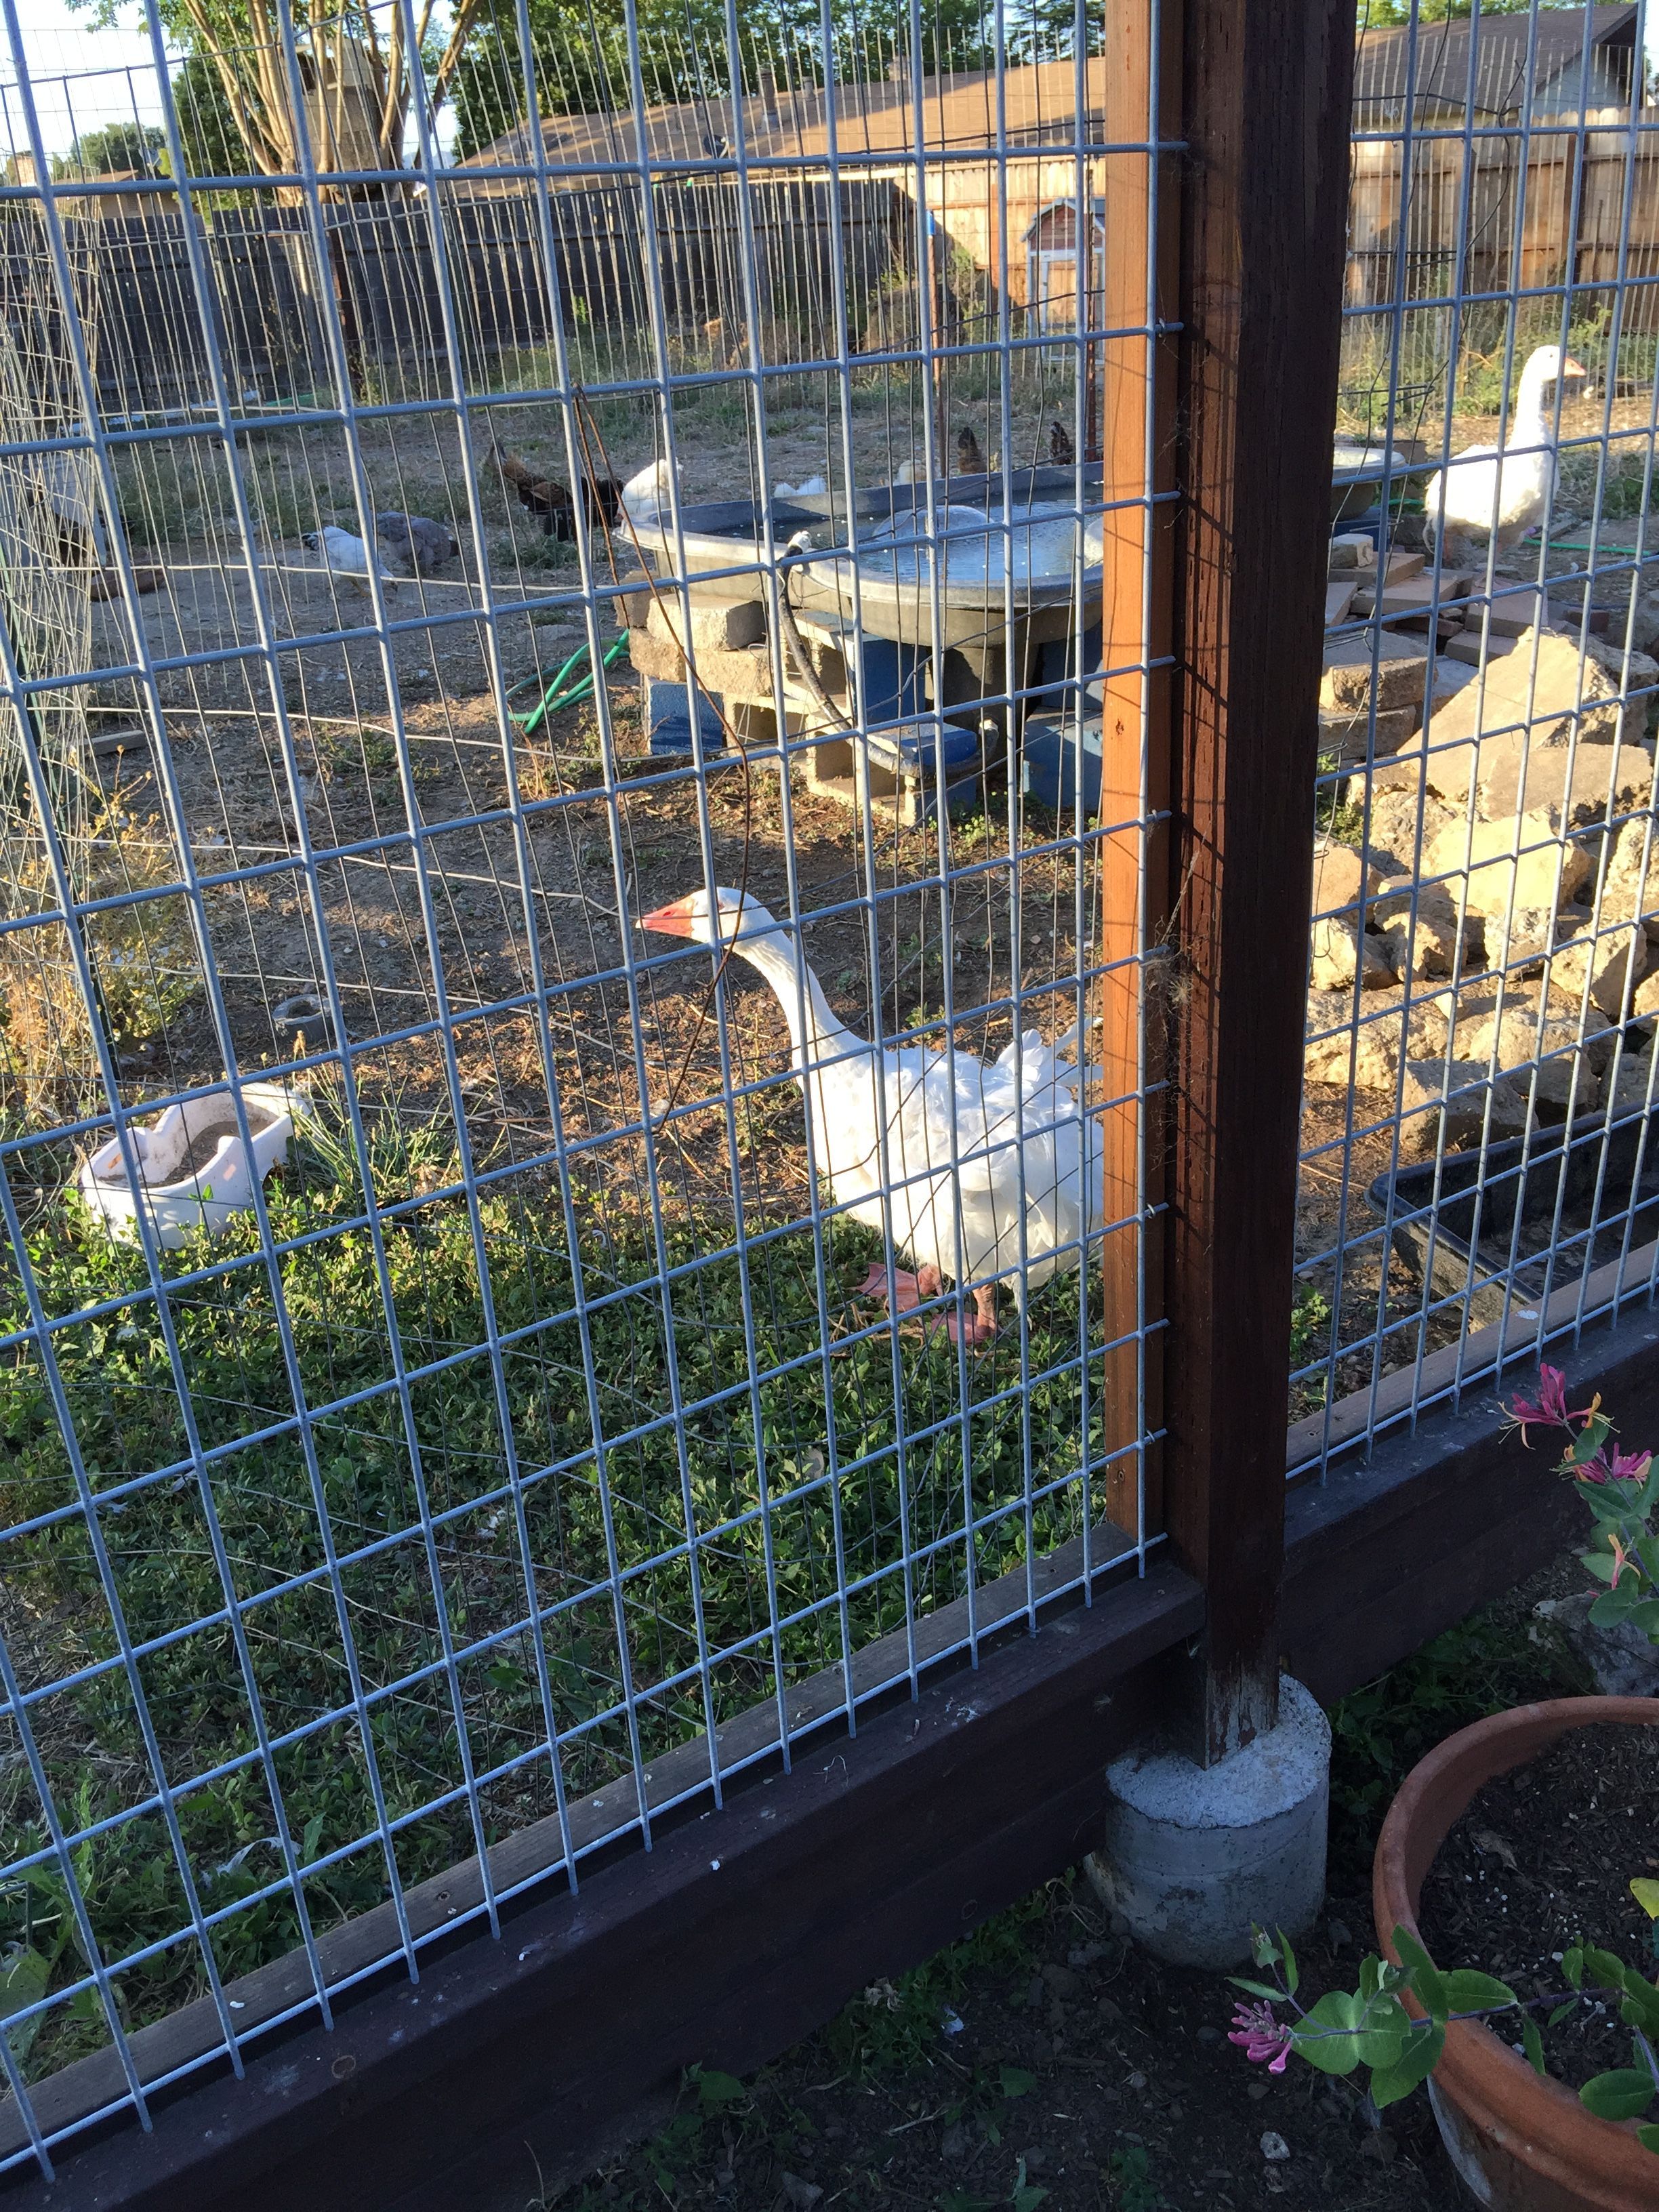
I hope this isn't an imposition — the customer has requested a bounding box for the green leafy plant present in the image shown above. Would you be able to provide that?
[1227,1368,1659,2148]
[1510,1366,1659,1641]
[1230,1906,1659,2153]
[1326,1606,1586,1887]
[1314,754,1368,846]
[1105,2145,1164,2212]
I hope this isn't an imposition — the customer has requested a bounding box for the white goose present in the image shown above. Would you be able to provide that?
[640,888,1104,1345]
[1422,344,1586,555]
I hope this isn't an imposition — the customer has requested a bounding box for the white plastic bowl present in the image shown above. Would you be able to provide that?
[78,1080,302,1248]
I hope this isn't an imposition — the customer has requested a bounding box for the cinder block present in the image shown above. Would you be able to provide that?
[1318,701,1420,765]
[610,572,656,628]
[645,594,766,652]
[1322,631,1431,713]
[629,626,776,697]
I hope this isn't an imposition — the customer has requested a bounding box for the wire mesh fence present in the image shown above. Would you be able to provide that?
[0,0,1163,2171]
[1294,0,1659,1471]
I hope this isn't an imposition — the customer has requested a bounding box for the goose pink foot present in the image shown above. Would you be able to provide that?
[856,1262,924,1313]
[856,1263,998,1348]
[855,1262,949,1340]
[960,1283,1000,1346]
[917,1266,998,1347]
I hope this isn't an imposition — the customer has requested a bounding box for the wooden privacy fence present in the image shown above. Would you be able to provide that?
[0,179,903,415]
[17,131,1659,414]
[1348,118,1659,316]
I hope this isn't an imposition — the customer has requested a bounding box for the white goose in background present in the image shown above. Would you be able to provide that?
[1422,344,1587,555]
[640,890,1104,1346]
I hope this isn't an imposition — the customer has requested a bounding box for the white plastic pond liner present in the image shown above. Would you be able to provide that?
[855,500,1105,586]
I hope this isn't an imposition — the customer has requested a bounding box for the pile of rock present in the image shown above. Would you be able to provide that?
[1307,622,1659,1155]
[1320,629,1429,767]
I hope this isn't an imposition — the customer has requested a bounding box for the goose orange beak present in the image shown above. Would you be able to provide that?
[1563,355,1589,377]
[640,897,696,937]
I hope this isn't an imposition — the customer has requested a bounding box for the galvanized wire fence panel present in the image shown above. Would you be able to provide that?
[1294,0,1659,1475]
[0,0,1162,2169]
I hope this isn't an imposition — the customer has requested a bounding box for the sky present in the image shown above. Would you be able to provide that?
[1,0,166,161]
[0,0,462,165]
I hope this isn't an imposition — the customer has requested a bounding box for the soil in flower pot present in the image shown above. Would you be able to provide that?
[1415,1719,1659,2089]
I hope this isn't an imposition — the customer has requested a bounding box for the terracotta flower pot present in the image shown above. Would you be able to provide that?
[1372,1695,1659,2211]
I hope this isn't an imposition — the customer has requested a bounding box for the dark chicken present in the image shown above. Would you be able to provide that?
[955,424,987,475]
[491,444,623,539]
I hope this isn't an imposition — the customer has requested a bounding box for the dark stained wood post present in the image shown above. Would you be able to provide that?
[1163,0,1357,1763]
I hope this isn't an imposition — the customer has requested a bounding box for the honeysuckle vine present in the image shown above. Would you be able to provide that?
[1229,1906,1659,2151]
[1509,1365,1659,1637]
[1221,1370,1659,2148]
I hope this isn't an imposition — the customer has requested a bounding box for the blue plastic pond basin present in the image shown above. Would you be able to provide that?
[645,676,726,756]
[864,718,981,772]
[1021,710,1103,815]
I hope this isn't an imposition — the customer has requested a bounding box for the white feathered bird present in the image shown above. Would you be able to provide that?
[302,524,403,596]
[640,888,1103,1345]
[620,459,678,527]
[1422,344,1587,554]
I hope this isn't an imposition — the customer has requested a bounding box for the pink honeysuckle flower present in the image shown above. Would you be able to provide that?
[1228,2000,1292,2073]
[1573,1443,1650,1486]
[1509,1364,1574,1437]
[1609,1534,1635,1589]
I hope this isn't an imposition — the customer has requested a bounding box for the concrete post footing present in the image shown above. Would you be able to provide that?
[1084,1675,1331,1969]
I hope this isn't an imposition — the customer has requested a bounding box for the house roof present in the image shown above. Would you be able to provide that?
[1352,3,1638,121]
[457,58,1109,182]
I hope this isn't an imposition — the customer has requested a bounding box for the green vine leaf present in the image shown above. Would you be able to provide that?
[1368,2019,1443,2109]
[1579,2068,1657,2123]
[1289,1990,1364,2076]
[1392,1928,1448,2023]
[1443,1969,1518,2013]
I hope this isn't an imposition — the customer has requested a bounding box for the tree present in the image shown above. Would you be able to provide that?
[166,0,487,180]
[81,0,486,184]
[167,45,253,182]
[51,121,165,179]
[1358,0,1568,24]
[450,0,1053,159]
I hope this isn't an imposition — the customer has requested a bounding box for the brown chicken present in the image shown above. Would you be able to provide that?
[955,424,987,475]
[1048,419,1075,467]
[491,443,623,540]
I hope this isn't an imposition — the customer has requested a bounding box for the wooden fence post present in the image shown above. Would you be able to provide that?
[1163,0,1357,1765]
[1096,0,1178,1543]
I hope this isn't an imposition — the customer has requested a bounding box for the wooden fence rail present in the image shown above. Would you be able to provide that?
[1347,120,1659,323]
[0,180,903,415]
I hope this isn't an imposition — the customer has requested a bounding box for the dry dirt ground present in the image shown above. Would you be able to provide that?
[52,376,1658,1393]
[62,365,1111,1233]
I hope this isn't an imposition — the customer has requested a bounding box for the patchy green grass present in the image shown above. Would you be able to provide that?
[0,1099,1113,2084]
[1287,1283,1334,1419]
[1315,755,1370,848]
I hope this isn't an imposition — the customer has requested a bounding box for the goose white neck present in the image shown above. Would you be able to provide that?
[1513,355,1560,436]
[724,924,859,1074]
